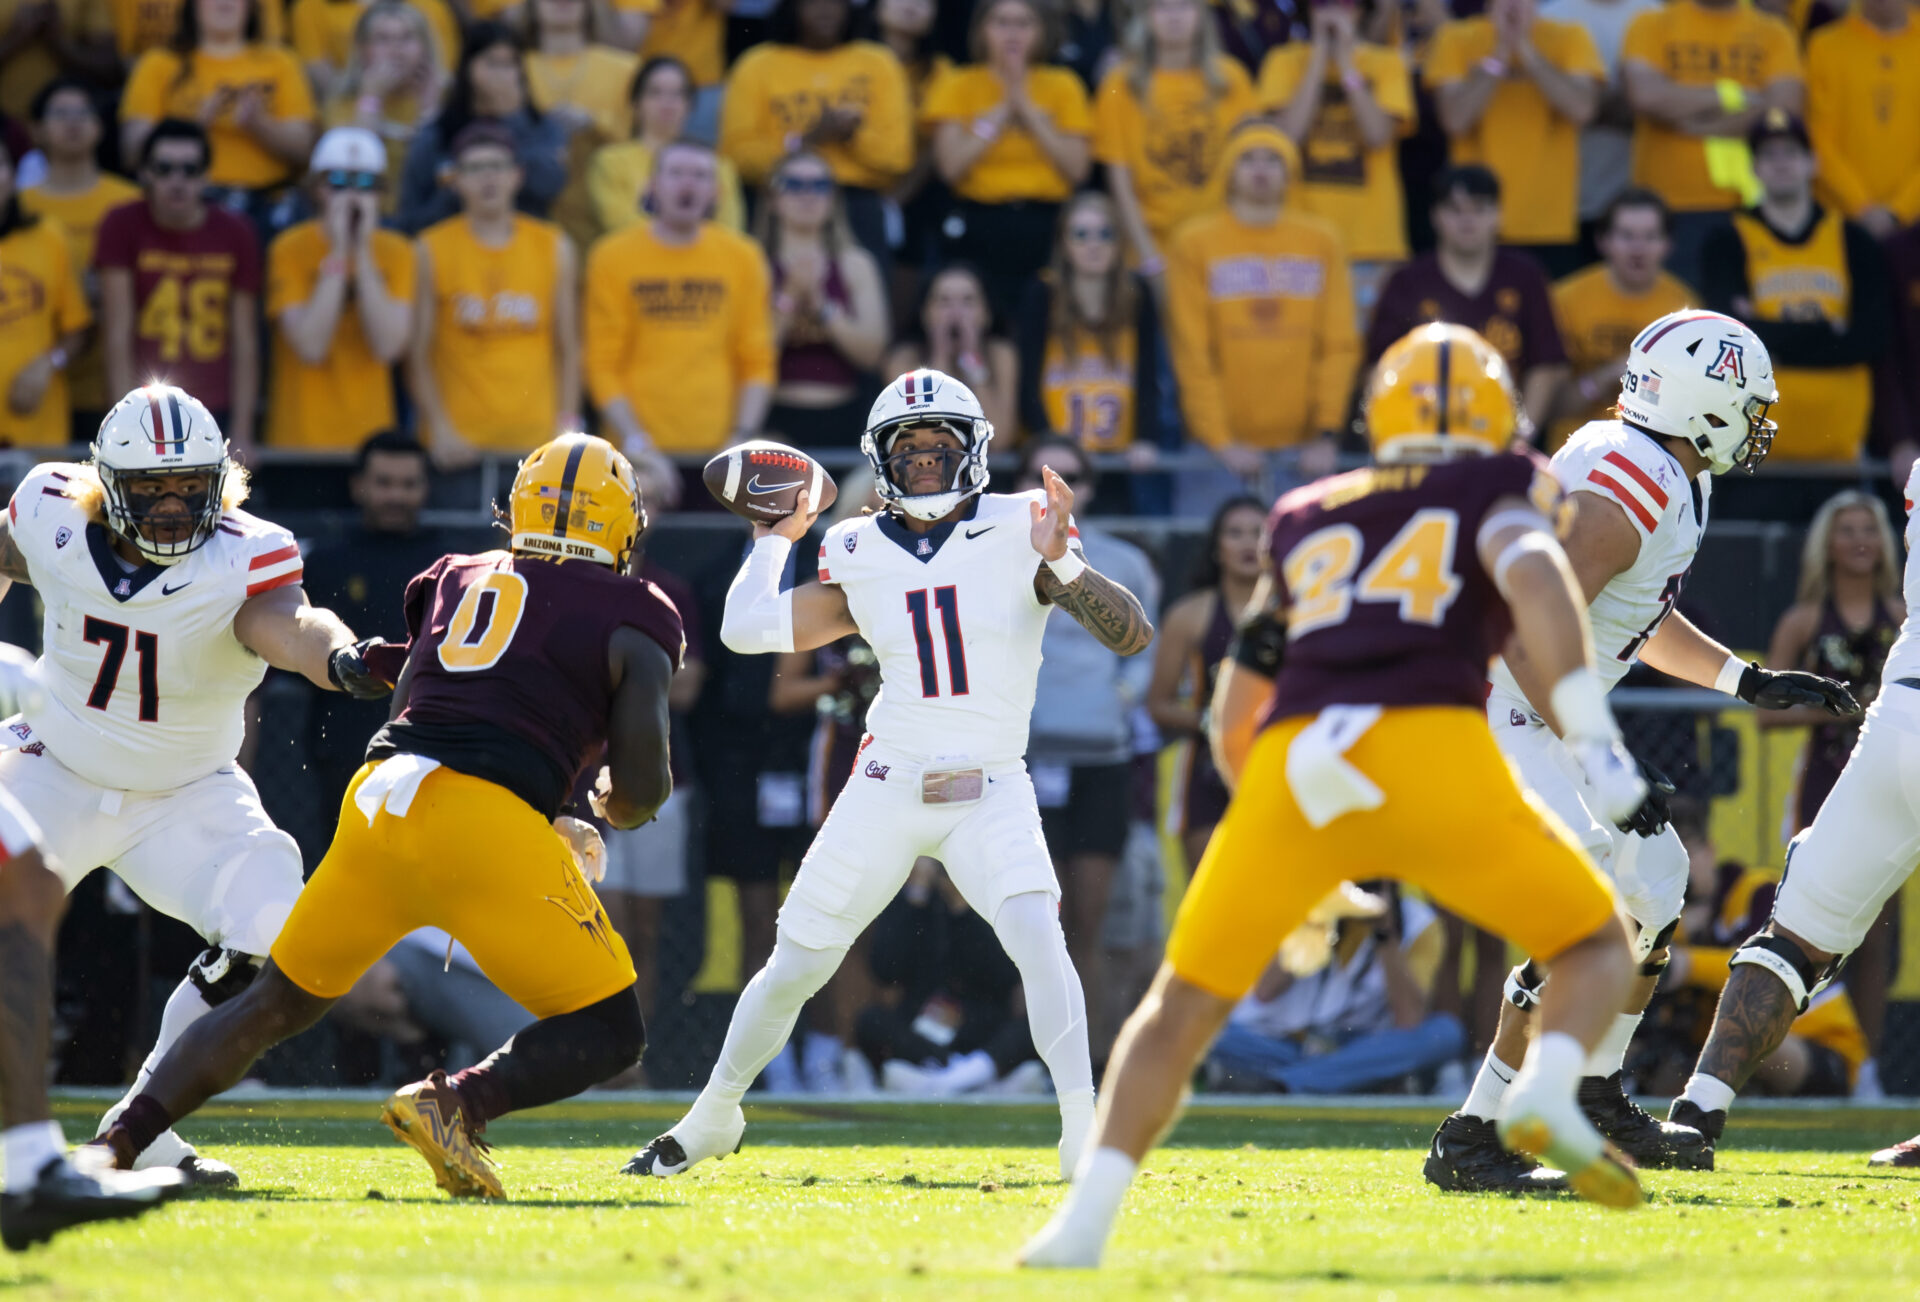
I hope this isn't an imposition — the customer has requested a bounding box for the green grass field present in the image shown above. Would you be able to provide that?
[9,1096,1920,1300]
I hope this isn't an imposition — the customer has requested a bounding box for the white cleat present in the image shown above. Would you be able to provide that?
[1017,1208,1106,1269]
[621,1105,746,1177]
[1498,1077,1640,1210]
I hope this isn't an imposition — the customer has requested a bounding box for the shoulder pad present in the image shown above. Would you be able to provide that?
[1558,430,1680,537]
[235,518,303,598]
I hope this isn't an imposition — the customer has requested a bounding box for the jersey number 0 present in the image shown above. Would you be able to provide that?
[439,571,530,672]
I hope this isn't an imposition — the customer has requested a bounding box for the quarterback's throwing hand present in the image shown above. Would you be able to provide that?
[755,487,819,545]
[1735,663,1863,718]
[1030,465,1074,562]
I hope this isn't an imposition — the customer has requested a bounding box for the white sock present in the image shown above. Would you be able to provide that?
[689,934,844,1126]
[98,979,214,1137]
[1582,1012,1642,1079]
[1518,1030,1587,1095]
[1680,1072,1737,1114]
[992,892,1094,1099]
[2,1121,65,1193]
[936,1049,997,1094]
[1461,1047,1519,1121]
[1064,1146,1136,1226]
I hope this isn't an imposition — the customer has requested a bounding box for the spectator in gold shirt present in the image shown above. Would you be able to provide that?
[585,55,744,239]
[585,138,775,457]
[1167,120,1357,497]
[523,0,640,143]
[1424,0,1602,278]
[0,139,89,448]
[1546,187,1693,447]
[1805,0,1920,242]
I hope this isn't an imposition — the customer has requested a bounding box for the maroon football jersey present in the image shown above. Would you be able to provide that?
[1263,451,1555,725]
[368,551,685,818]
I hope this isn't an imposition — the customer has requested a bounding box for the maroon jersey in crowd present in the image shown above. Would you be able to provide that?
[1364,250,1566,376]
[367,552,685,819]
[1262,451,1556,725]
[93,202,260,413]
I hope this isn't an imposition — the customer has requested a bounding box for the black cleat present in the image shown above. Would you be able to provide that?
[1,1157,184,1252]
[1423,1112,1569,1194]
[621,1135,687,1177]
[175,1155,240,1189]
[1666,1099,1725,1170]
[1579,1073,1712,1170]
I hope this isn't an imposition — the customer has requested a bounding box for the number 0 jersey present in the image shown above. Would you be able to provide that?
[369,551,685,820]
[1488,419,1709,700]
[818,491,1083,768]
[6,462,303,792]
[1265,451,1557,722]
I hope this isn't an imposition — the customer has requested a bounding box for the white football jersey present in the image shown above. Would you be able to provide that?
[1491,420,1710,696]
[819,491,1082,768]
[1878,462,1920,686]
[6,463,304,792]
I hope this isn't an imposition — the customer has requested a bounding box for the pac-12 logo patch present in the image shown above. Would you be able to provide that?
[1705,339,1747,387]
[845,532,857,553]
[53,526,70,549]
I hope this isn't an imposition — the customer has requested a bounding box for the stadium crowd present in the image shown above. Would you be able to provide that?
[3,0,1918,1098]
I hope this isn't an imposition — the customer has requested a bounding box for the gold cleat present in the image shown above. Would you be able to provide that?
[1503,1117,1642,1211]
[381,1071,505,1200]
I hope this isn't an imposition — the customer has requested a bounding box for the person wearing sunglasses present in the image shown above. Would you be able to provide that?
[759,152,890,449]
[97,118,262,463]
[264,127,416,450]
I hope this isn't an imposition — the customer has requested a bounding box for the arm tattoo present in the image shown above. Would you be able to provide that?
[1695,962,1803,1092]
[1035,564,1155,656]
[0,519,32,586]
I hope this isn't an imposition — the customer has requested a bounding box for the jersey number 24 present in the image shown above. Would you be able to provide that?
[1282,509,1464,637]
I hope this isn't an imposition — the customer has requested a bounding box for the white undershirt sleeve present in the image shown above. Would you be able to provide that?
[720,534,796,655]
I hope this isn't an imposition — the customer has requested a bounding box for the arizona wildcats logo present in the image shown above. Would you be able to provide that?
[916,538,932,556]
[1705,340,1747,387]
[864,760,890,781]
[53,526,70,549]
[114,578,131,596]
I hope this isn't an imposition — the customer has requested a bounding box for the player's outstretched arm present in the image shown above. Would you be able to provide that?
[1029,466,1154,656]
[234,586,388,697]
[1642,609,1862,717]
[599,626,676,829]
[720,488,858,656]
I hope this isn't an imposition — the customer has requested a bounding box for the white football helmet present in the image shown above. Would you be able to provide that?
[861,369,994,521]
[1616,309,1778,474]
[93,384,230,565]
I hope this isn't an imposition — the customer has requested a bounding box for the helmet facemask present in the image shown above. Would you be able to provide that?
[1692,395,1776,475]
[98,461,226,565]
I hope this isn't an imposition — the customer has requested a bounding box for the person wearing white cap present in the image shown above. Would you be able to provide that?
[265,126,417,448]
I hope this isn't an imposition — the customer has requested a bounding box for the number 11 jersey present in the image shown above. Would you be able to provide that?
[7,462,303,792]
[818,491,1083,768]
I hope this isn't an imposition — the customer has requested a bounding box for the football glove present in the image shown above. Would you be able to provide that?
[1735,662,1862,717]
[327,638,396,700]
[1569,735,1648,827]
[1616,756,1677,839]
[554,815,607,884]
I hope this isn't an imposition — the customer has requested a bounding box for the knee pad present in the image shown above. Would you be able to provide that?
[187,947,262,1007]
[1729,931,1844,1013]
[766,932,847,1001]
[1504,960,1545,1011]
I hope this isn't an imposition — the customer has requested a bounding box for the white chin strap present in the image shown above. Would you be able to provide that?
[895,489,969,521]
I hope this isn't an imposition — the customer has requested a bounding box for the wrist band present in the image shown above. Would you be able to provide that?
[1714,79,1747,113]
[46,347,68,371]
[320,254,349,277]
[972,117,999,141]
[1549,667,1617,743]
[1341,67,1367,93]
[1478,55,1507,78]
[356,95,381,115]
[1045,550,1087,586]
[1714,654,1749,696]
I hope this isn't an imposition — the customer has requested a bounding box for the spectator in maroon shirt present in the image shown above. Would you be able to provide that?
[1366,163,1567,432]
[95,118,261,458]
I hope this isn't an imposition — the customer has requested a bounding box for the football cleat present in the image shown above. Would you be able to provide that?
[1868,1134,1920,1168]
[1580,1073,1713,1170]
[1,1156,184,1252]
[1666,1099,1725,1169]
[1423,1113,1570,1194]
[381,1071,504,1199]
[173,1155,241,1189]
[622,1105,746,1177]
[1499,1087,1641,1210]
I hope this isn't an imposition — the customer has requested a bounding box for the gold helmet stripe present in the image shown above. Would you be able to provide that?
[553,436,588,540]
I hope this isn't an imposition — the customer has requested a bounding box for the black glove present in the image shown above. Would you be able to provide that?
[1735,662,1863,717]
[1616,756,1676,838]
[327,637,396,700]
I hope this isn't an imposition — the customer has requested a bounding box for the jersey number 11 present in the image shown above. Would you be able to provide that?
[905,587,968,698]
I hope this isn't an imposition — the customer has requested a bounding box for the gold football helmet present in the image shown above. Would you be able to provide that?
[508,433,643,569]
[1363,323,1524,462]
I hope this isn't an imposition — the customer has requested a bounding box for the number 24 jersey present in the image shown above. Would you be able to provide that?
[6,462,303,792]
[818,491,1084,768]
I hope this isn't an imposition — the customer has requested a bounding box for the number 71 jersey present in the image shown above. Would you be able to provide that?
[818,491,1077,768]
[5,463,303,792]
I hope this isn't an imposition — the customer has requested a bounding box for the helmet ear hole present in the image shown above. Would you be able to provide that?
[1702,413,1729,429]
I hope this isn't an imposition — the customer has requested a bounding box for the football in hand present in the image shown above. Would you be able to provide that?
[703,440,838,524]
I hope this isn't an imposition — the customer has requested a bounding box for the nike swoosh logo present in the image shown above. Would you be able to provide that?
[965,527,995,539]
[161,580,192,595]
[746,475,805,495]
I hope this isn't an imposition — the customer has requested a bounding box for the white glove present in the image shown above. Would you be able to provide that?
[554,815,607,884]
[587,766,612,821]
[1568,735,1648,826]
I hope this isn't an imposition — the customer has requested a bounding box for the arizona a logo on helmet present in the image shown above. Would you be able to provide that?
[1705,339,1747,387]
